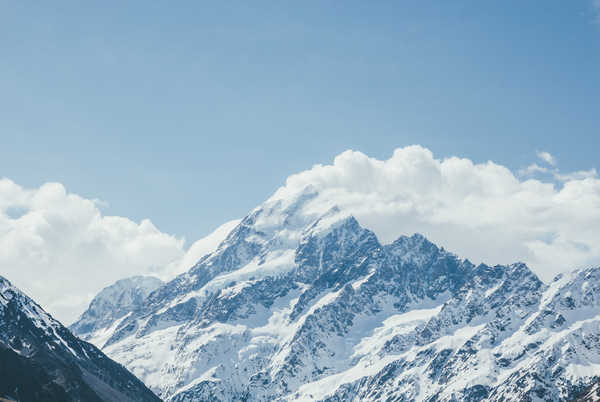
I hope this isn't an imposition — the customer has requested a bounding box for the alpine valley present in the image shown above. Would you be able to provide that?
[64,185,600,402]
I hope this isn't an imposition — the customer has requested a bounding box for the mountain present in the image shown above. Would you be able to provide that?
[577,380,600,401]
[72,186,600,401]
[71,276,163,345]
[0,275,161,402]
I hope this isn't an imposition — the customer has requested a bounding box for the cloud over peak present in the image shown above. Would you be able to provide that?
[272,146,600,281]
[2,145,600,323]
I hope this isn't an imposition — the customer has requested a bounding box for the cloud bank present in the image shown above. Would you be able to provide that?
[272,146,600,282]
[0,179,232,324]
[2,146,599,323]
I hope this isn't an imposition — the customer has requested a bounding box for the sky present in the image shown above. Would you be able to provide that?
[1,1,600,323]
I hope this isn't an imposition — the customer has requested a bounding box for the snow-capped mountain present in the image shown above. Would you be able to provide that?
[72,186,600,401]
[0,275,161,402]
[71,275,163,344]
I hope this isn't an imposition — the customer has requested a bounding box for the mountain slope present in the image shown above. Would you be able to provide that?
[577,379,600,401]
[0,276,161,402]
[71,275,164,344]
[73,186,600,401]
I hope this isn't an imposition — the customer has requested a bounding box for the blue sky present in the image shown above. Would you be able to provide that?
[2,0,600,243]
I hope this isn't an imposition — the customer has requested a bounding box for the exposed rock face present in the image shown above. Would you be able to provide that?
[0,276,161,402]
[577,379,600,402]
[73,187,600,401]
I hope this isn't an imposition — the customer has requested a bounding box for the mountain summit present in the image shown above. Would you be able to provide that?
[71,275,163,345]
[72,187,600,401]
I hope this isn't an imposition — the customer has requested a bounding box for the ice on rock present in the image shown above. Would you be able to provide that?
[71,188,600,401]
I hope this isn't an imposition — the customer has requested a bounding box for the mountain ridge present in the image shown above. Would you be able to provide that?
[0,275,161,402]
[71,187,600,401]
[70,275,164,344]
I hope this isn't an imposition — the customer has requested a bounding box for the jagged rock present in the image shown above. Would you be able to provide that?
[0,276,161,402]
[71,187,600,401]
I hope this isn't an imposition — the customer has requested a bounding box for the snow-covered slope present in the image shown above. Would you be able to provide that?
[70,275,163,344]
[73,186,600,401]
[0,275,161,402]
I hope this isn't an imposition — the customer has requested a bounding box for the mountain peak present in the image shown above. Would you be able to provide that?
[67,185,600,401]
[0,274,161,402]
[70,275,163,340]
[385,232,446,265]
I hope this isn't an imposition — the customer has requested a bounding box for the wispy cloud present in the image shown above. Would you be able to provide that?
[593,0,600,23]
[536,150,556,166]
[554,168,598,182]
[519,151,598,184]
[518,151,557,177]
[519,163,549,176]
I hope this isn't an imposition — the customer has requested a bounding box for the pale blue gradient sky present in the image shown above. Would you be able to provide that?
[1,1,599,243]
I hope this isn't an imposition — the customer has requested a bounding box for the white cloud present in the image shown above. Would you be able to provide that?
[553,168,597,182]
[271,146,600,282]
[3,146,600,323]
[0,179,234,324]
[518,163,549,176]
[536,150,556,166]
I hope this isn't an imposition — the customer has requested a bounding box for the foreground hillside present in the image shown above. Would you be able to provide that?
[72,186,600,401]
[0,276,161,402]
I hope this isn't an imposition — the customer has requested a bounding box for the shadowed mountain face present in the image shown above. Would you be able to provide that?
[576,379,600,402]
[70,187,600,401]
[0,276,161,402]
